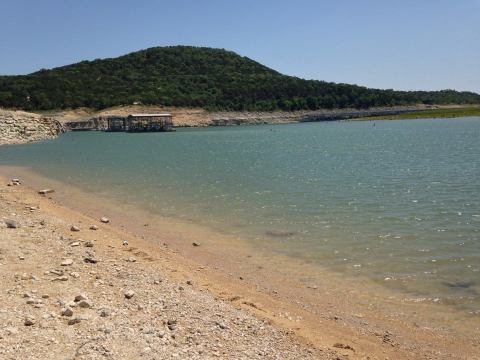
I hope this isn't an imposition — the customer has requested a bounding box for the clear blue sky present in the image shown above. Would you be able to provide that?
[1,0,479,93]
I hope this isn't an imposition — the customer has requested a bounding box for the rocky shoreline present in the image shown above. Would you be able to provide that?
[0,109,64,145]
[0,176,336,359]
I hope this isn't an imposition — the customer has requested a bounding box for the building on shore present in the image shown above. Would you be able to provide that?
[124,113,173,132]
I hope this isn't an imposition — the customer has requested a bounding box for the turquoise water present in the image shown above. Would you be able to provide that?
[1,118,480,310]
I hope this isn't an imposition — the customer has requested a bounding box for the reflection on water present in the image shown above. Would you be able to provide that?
[1,117,480,311]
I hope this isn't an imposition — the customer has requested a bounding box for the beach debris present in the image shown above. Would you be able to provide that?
[122,240,129,246]
[89,225,98,230]
[100,217,110,223]
[61,307,73,317]
[70,225,80,232]
[38,189,55,195]
[4,219,20,229]
[24,315,36,326]
[192,242,201,247]
[124,290,135,299]
[61,259,73,266]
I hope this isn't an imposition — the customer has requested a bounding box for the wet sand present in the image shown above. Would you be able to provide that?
[1,166,479,359]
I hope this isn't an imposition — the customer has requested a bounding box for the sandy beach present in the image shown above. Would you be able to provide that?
[1,168,479,359]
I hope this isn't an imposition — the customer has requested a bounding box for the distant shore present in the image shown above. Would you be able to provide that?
[1,166,479,359]
[361,105,480,120]
[2,105,479,146]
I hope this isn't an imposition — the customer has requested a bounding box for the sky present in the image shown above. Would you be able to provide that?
[0,0,479,93]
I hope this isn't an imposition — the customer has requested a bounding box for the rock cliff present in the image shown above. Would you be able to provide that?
[0,109,64,145]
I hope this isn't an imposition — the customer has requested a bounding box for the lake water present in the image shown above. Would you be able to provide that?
[1,118,480,312]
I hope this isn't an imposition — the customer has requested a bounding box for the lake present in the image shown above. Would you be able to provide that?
[1,117,479,312]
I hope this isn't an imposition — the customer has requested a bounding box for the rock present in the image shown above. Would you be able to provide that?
[24,316,35,326]
[89,225,98,230]
[167,319,177,331]
[68,317,82,325]
[61,307,73,317]
[49,269,64,276]
[38,189,55,195]
[186,280,193,285]
[70,225,80,232]
[100,217,109,223]
[51,276,69,282]
[5,326,18,335]
[70,242,80,247]
[192,242,201,247]
[122,240,129,246]
[84,256,98,264]
[61,259,73,266]
[74,294,88,302]
[84,241,94,248]
[78,300,92,309]
[99,308,111,317]
[5,219,20,229]
[70,272,80,278]
[124,290,135,299]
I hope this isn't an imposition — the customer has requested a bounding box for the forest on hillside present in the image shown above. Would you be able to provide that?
[1,46,479,111]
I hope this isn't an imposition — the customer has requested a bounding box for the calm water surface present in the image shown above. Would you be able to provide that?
[2,118,480,311]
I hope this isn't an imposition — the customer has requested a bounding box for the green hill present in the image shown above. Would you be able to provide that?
[1,46,479,111]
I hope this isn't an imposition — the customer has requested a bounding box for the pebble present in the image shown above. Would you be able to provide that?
[70,242,80,247]
[61,259,73,266]
[61,307,73,317]
[5,219,20,229]
[78,300,92,309]
[84,241,94,248]
[100,217,110,223]
[192,242,201,247]
[122,240,129,246]
[124,290,135,299]
[70,225,80,232]
[5,326,18,335]
[99,308,111,317]
[74,294,88,302]
[68,317,82,325]
[38,189,55,195]
[24,316,36,326]
[70,272,80,278]
[89,225,98,230]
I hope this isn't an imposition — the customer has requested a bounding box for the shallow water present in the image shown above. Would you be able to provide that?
[2,118,480,311]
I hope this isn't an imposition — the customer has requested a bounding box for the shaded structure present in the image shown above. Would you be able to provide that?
[125,113,173,132]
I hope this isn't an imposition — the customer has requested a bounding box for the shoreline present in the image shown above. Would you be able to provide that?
[1,166,479,359]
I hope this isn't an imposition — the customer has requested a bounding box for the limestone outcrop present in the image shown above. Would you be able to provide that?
[0,109,64,145]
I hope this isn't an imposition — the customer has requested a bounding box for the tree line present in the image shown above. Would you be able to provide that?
[0,46,479,111]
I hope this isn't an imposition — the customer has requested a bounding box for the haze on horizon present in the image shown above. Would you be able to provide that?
[1,0,479,94]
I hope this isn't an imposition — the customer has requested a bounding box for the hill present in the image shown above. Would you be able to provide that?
[1,46,479,111]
